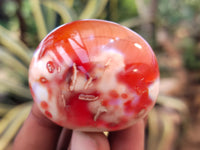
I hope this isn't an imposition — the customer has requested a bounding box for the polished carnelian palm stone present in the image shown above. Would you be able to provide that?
[29,19,159,131]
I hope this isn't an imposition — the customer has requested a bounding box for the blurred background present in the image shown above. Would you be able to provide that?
[0,0,199,150]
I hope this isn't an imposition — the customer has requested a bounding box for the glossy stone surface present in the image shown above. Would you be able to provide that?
[29,19,159,131]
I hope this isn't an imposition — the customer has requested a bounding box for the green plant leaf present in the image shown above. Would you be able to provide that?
[119,17,145,28]
[42,0,77,23]
[0,79,32,100]
[79,0,108,19]
[42,6,57,32]
[157,113,176,150]
[0,103,13,117]
[0,26,31,66]
[157,95,188,115]
[147,108,160,150]
[29,0,48,40]
[0,49,28,78]
[63,0,74,8]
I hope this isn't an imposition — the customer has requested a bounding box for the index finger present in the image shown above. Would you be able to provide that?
[13,104,62,150]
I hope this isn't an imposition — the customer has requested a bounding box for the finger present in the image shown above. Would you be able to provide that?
[109,120,145,150]
[70,131,110,150]
[57,128,72,150]
[13,103,62,150]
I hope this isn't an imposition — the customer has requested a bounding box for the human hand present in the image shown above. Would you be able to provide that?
[13,103,145,150]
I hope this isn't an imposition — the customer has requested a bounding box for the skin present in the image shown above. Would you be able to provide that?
[13,103,145,150]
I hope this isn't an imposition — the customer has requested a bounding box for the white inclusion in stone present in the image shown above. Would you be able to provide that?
[133,68,138,73]
[72,32,84,46]
[33,82,49,103]
[134,43,142,49]
[48,50,62,65]
[57,46,73,66]
[115,37,120,40]
[110,39,114,43]
[148,78,160,101]
[68,39,89,63]
[89,35,94,40]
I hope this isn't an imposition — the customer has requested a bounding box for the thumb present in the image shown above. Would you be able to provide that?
[70,131,110,150]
